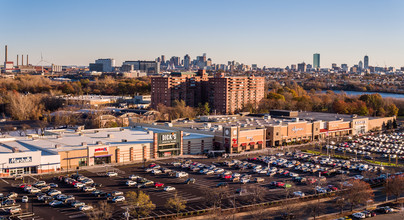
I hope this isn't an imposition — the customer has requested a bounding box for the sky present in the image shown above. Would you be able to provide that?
[1,0,404,68]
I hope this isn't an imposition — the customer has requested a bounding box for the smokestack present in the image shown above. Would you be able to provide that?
[22,55,24,66]
[5,45,7,62]
[27,54,29,65]
[17,55,19,66]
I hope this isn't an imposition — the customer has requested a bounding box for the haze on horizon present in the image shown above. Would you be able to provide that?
[1,0,404,68]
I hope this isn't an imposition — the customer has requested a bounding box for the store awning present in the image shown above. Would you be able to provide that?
[94,154,112,158]
[158,148,180,152]
[232,144,238,148]
[257,141,263,144]
[241,143,247,146]
[249,142,255,145]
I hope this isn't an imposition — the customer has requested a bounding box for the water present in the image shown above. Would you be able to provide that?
[322,90,404,99]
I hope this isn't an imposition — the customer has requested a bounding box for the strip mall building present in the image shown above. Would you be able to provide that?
[0,127,213,176]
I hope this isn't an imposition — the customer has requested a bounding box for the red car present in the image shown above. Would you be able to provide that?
[19,184,31,189]
[71,181,79,185]
[222,175,232,179]
[149,163,157,168]
[154,182,164,188]
[276,182,285,187]
[328,185,338,191]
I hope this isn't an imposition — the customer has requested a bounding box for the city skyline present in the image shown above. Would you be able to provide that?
[1,0,404,67]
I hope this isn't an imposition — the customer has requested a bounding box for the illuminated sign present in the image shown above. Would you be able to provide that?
[95,147,107,152]
[9,156,32,164]
[158,132,180,145]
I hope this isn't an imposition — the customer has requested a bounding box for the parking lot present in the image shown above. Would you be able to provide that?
[0,143,402,219]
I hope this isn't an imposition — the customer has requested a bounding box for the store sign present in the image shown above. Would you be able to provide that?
[9,156,32,164]
[291,126,304,133]
[355,121,366,125]
[158,132,180,145]
[94,147,108,152]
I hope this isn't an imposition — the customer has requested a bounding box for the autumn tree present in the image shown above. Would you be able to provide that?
[125,191,156,219]
[165,192,187,216]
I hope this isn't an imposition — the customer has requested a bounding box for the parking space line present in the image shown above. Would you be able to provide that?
[0,178,9,184]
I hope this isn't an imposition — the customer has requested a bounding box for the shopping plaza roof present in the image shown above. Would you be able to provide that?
[0,127,213,154]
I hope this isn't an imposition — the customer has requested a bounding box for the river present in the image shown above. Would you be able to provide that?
[322,90,404,99]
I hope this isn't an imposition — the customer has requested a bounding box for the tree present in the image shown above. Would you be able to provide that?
[204,187,230,210]
[341,179,374,211]
[247,184,266,203]
[165,192,187,216]
[198,102,210,116]
[384,176,404,202]
[87,200,113,220]
[305,200,325,220]
[125,191,156,219]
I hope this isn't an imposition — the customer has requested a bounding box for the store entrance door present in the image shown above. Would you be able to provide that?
[10,168,24,176]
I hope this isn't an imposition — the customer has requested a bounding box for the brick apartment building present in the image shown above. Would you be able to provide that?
[151,71,265,114]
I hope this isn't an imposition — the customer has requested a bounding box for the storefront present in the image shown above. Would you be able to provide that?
[91,146,112,165]
[154,131,182,158]
[0,151,60,177]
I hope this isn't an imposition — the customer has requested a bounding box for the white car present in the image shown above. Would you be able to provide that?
[126,180,137,186]
[152,169,162,175]
[48,190,62,196]
[21,196,28,203]
[74,182,85,188]
[352,212,366,219]
[293,191,305,197]
[112,196,125,203]
[106,172,118,177]
[240,178,250,184]
[129,175,140,180]
[164,186,176,191]
[82,186,96,192]
[29,188,41,194]
[79,205,93,211]
[34,181,47,187]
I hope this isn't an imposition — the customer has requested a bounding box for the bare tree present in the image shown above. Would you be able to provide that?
[87,201,113,220]
[384,176,404,202]
[277,200,301,220]
[204,187,230,210]
[248,185,266,203]
[341,179,374,211]
[305,200,325,220]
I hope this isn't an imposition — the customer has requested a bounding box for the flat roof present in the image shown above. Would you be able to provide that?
[0,127,213,154]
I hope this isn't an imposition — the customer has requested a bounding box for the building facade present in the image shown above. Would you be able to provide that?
[151,71,265,114]
[313,53,320,69]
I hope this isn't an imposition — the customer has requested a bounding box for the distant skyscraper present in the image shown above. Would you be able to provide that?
[184,54,191,70]
[313,53,320,69]
[161,55,165,64]
[364,55,369,69]
[297,62,306,72]
[358,61,363,70]
[341,64,348,71]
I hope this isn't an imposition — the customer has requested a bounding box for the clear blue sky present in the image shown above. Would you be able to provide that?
[1,0,404,68]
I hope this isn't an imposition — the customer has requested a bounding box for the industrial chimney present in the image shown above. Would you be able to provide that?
[5,45,7,62]
[27,54,29,65]
[22,55,24,66]
[17,55,19,66]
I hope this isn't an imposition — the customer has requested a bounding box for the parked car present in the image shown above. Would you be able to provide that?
[71,201,85,208]
[49,183,59,188]
[112,191,123,196]
[106,172,118,177]
[154,182,164,188]
[21,196,28,203]
[164,186,176,191]
[49,200,63,207]
[79,205,93,211]
[82,186,96,192]
[352,212,365,219]
[184,178,196,184]
[293,191,305,197]
[112,196,125,203]
[126,180,137,186]
[7,207,21,214]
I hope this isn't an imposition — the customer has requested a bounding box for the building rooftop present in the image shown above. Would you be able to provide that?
[0,127,213,154]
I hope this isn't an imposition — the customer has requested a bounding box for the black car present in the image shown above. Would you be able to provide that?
[216,182,228,188]
[184,178,196,184]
